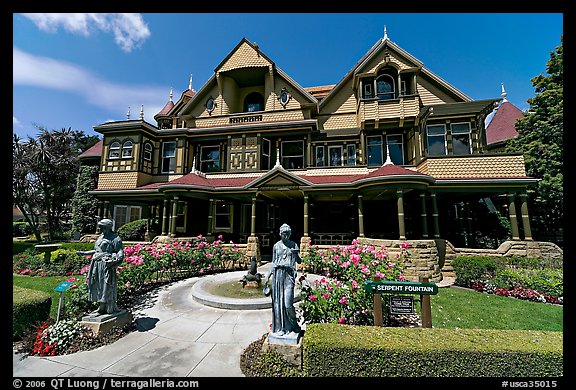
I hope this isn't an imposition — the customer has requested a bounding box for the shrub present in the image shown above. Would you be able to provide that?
[451,256,498,287]
[299,240,408,326]
[13,286,52,340]
[32,319,96,356]
[117,219,148,241]
[13,221,33,237]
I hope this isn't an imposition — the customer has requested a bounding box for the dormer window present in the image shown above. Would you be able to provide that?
[244,92,264,112]
[122,140,133,158]
[108,141,121,159]
[376,74,395,100]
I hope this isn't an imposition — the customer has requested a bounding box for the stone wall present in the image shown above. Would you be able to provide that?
[440,240,564,277]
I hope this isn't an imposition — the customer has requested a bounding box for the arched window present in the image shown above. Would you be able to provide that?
[143,142,153,161]
[108,141,121,159]
[376,74,395,100]
[122,140,133,158]
[244,92,264,112]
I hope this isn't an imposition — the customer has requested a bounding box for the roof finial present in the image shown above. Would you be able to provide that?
[169,88,173,102]
[126,106,131,120]
[383,25,388,41]
[383,144,394,166]
[139,105,144,120]
[191,156,197,174]
[274,148,281,168]
[501,82,508,103]
[189,74,193,91]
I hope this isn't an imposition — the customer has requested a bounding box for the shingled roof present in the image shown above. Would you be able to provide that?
[486,101,523,145]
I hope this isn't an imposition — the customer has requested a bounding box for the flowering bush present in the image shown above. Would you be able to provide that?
[32,319,95,356]
[299,240,408,326]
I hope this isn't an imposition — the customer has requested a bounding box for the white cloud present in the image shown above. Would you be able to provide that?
[20,13,151,52]
[13,47,168,124]
[13,116,21,126]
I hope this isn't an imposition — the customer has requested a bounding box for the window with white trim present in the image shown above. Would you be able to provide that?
[121,140,133,158]
[143,142,153,161]
[386,134,404,165]
[112,205,142,231]
[328,145,343,166]
[281,140,304,169]
[451,122,472,155]
[315,146,325,167]
[200,145,221,172]
[108,141,121,159]
[366,135,383,166]
[426,124,447,156]
[346,144,357,166]
[161,141,176,173]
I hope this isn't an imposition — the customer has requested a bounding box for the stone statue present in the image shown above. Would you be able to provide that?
[76,219,124,315]
[241,256,263,288]
[263,223,301,341]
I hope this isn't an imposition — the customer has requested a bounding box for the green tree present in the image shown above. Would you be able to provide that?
[505,36,563,244]
[12,126,100,241]
[71,165,100,235]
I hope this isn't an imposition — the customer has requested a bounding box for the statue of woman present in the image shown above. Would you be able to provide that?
[263,223,301,338]
[76,219,124,314]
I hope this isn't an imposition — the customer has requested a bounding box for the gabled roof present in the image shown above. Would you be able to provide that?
[319,35,471,109]
[486,101,523,145]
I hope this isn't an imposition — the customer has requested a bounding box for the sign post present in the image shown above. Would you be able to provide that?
[364,277,438,328]
[53,281,73,322]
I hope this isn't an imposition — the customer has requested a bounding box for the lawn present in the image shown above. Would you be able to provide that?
[13,274,83,319]
[13,274,563,332]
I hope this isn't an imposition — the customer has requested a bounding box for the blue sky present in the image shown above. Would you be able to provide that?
[13,13,563,140]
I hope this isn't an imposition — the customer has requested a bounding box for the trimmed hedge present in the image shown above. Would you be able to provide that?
[117,219,148,241]
[303,323,562,377]
[13,285,52,340]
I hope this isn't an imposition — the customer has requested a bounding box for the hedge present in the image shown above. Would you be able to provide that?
[13,285,52,340]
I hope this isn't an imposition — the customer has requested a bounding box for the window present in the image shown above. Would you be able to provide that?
[206,97,215,113]
[200,145,221,172]
[451,122,472,155]
[161,141,176,173]
[364,83,373,99]
[386,134,404,165]
[279,89,291,106]
[315,146,325,167]
[427,124,447,156]
[400,81,407,96]
[366,135,383,166]
[346,144,357,166]
[112,205,141,231]
[121,140,133,158]
[244,92,264,112]
[143,142,153,161]
[108,141,120,159]
[215,200,233,231]
[328,146,343,166]
[376,75,395,100]
[281,140,304,169]
[261,138,271,170]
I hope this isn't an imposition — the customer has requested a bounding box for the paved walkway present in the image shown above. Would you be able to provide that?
[13,268,454,378]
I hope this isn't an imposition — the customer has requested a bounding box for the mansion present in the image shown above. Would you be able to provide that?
[81,33,537,263]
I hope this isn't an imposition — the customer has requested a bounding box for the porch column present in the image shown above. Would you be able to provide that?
[396,189,406,240]
[431,192,440,238]
[357,194,365,237]
[170,196,179,238]
[507,194,520,240]
[303,195,309,237]
[250,196,257,237]
[359,130,366,165]
[519,192,533,240]
[103,201,111,219]
[207,198,214,236]
[420,192,428,238]
[98,201,105,220]
[161,198,169,235]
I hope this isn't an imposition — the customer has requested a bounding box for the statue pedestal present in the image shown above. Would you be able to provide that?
[80,309,132,336]
[262,332,303,367]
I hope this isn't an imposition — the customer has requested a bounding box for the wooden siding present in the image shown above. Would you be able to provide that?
[417,77,458,105]
[359,95,419,122]
[194,110,305,128]
[219,41,271,72]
